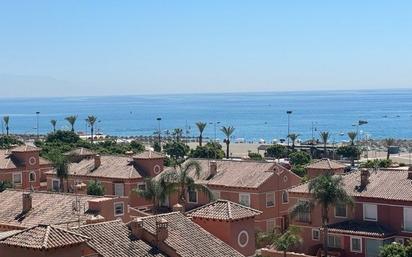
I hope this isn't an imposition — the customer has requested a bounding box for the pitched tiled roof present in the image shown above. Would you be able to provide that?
[10,145,40,152]
[133,150,164,159]
[324,220,396,238]
[306,159,346,170]
[0,190,106,228]
[64,147,95,156]
[187,199,262,221]
[161,159,291,189]
[73,220,165,257]
[139,212,243,257]
[0,150,51,169]
[47,155,144,179]
[0,230,19,240]
[0,224,88,249]
[289,169,412,201]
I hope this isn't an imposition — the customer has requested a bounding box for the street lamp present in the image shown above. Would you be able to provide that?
[286,110,292,146]
[156,118,162,145]
[209,121,220,142]
[36,112,40,139]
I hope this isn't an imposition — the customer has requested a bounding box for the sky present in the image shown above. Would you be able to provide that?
[1,0,412,97]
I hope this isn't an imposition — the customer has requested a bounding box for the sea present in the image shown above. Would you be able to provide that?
[1,89,412,142]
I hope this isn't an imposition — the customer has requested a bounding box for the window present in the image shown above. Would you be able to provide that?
[335,202,347,218]
[137,183,146,191]
[363,204,378,221]
[404,207,412,232]
[114,202,124,216]
[351,237,362,253]
[29,172,36,182]
[266,192,275,207]
[52,179,60,192]
[328,235,342,248]
[12,172,22,185]
[188,188,198,203]
[296,200,310,223]
[212,190,220,200]
[239,193,250,207]
[114,183,124,196]
[312,229,320,241]
[282,191,289,204]
[267,219,276,233]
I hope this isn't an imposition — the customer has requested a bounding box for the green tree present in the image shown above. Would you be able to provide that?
[161,160,213,207]
[379,243,408,257]
[49,152,69,192]
[0,180,12,192]
[133,178,172,214]
[65,115,77,132]
[291,165,306,177]
[273,226,302,257]
[130,140,145,153]
[196,122,207,146]
[189,142,225,159]
[50,119,57,132]
[348,131,357,145]
[153,141,161,152]
[337,145,360,167]
[289,151,311,166]
[86,115,97,143]
[291,174,353,257]
[0,136,23,149]
[319,131,330,158]
[172,128,183,141]
[266,144,287,160]
[3,116,10,136]
[46,130,80,144]
[384,138,395,160]
[163,141,190,163]
[87,180,105,196]
[220,126,235,159]
[287,133,299,151]
[248,152,263,160]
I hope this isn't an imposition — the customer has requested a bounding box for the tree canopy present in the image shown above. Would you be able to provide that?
[87,180,105,196]
[266,144,287,159]
[189,142,225,159]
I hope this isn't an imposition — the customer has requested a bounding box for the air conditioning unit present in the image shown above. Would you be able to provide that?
[395,238,404,244]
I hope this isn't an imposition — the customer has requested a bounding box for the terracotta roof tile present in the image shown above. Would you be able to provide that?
[139,212,244,257]
[324,220,396,238]
[64,147,96,156]
[187,199,262,221]
[133,150,164,159]
[73,220,164,257]
[0,189,107,228]
[289,169,412,201]
[306,159,346,170]
[0,224,88,249]
[10,145,40,152]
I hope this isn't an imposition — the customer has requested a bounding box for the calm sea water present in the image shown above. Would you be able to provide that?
[1,89,412,142]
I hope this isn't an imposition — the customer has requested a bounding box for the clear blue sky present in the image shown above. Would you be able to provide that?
[1,1,412,97]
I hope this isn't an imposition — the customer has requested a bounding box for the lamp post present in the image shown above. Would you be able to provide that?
[286,110,292,147]
[36,112,40,139]
[209,121,220,142]
[156,117,162,145]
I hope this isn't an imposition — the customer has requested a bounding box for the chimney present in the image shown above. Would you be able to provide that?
[94,154,101,169]
[172,203,184,213]
[209,161,217,177]
[22,192,32,213]
[130,218,144,238]
[408,166,412,179]
[156,218,169,242]
[360,168,370,188]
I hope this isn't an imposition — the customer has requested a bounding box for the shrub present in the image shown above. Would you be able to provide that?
[291,165,306,177]
[0,180,12,192]
[46,130,80,144]
[266,144,287,159]
[0,136,23,149]
[87,180,105,196]
[289,151,311,166]
[189,142,225,159]
[248,152,263,160]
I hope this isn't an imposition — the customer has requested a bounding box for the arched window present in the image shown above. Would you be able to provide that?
[29,172,36,182]
[282,190,288,203]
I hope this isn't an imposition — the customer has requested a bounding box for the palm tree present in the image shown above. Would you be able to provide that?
[384,138,395,160]
[173,128,183,141]
[319,131,330,158]
[291,174,353,257]
[347,132,358,167]
[272,226,302,257]
[3,116,10,136]
[161,160,213,208]
[347,131,357,146]
[86,116,97,143]
[196,122,207,146]
[65,115,77,132]
[287,133,299,151]
[221,126,235,159]
[134,178,172,214]
[50,119,57,132]
[50,152,69,192]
